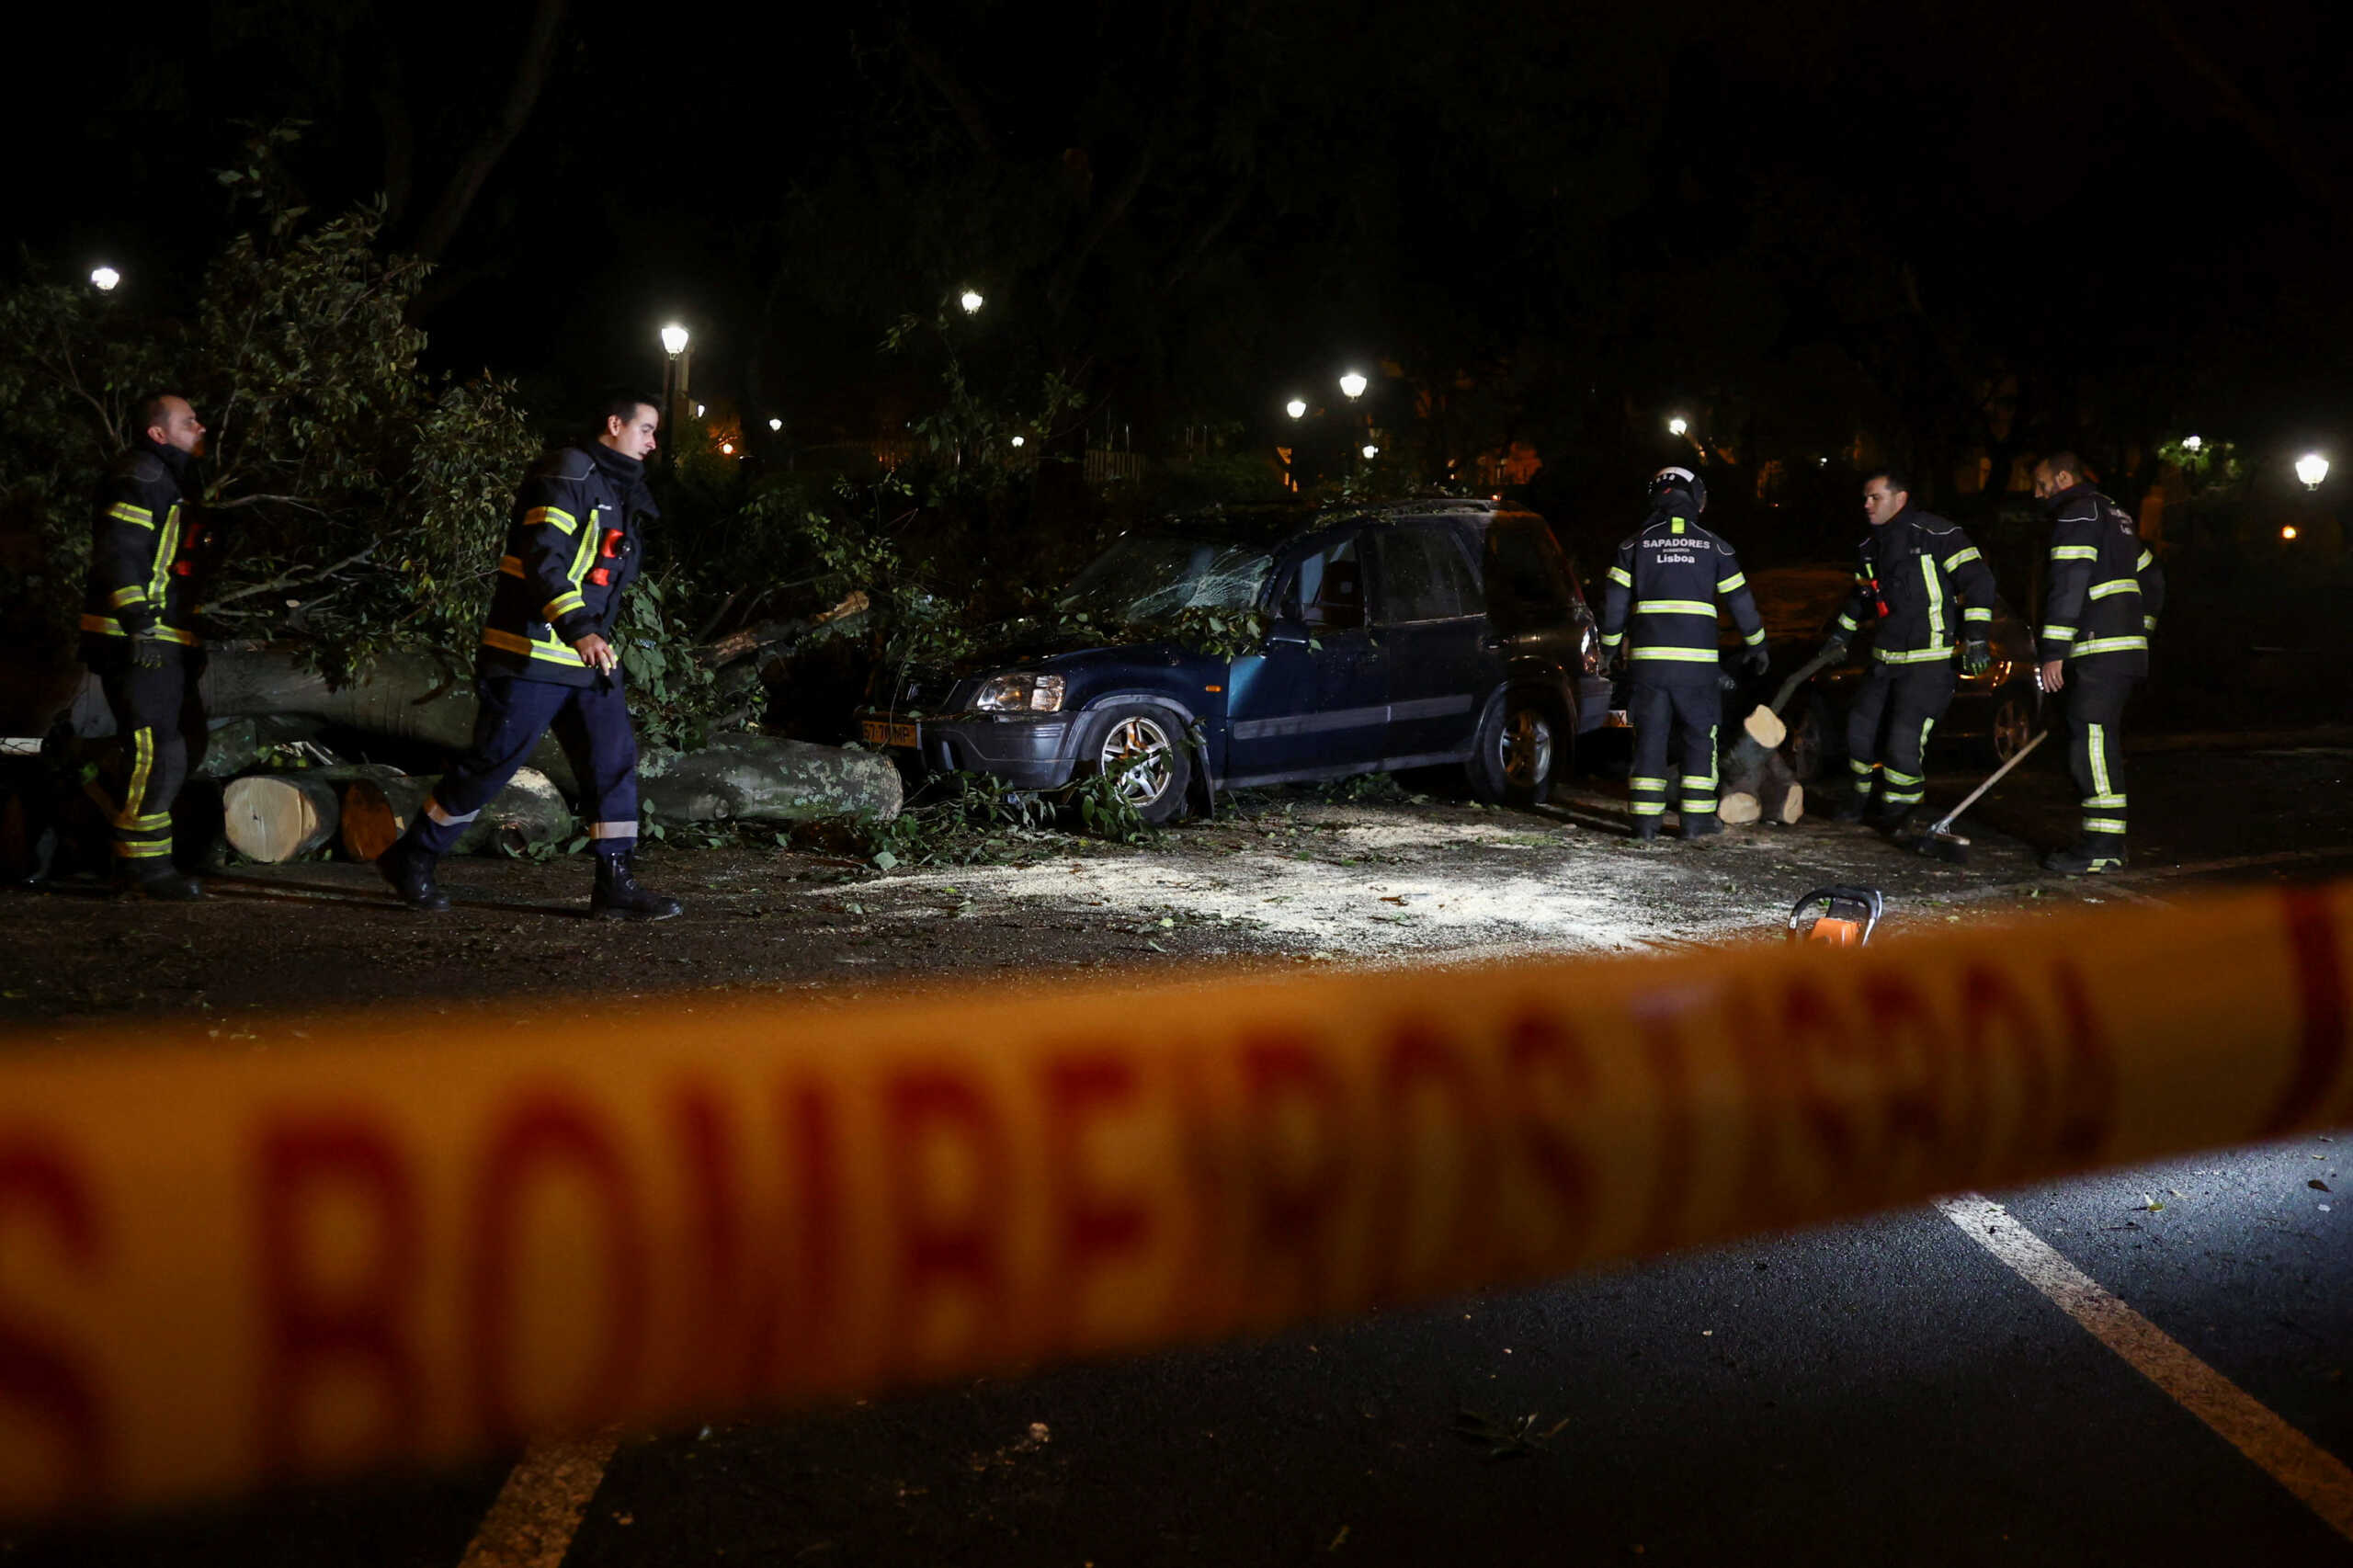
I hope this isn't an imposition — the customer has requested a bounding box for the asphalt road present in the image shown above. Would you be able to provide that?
[4,734,2349,1565]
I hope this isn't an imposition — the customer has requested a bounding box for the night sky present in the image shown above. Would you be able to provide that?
[25,0,2353,506]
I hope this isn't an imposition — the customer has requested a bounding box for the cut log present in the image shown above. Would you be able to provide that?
[1718,791,1762,825]
[1776,782,1806,824]
[339,767,572,861]
[222,774,343,863]
[639,733,904,825]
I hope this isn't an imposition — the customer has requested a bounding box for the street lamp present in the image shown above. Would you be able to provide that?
[90,266,120,292]
[959,288,984,314]
[1337,370,1368,401]
[768,417,783,432]
[2182,434,2204,452]
[2282,525,2300,540]
[1667,415,1689,437]
[2296,452,2330,490]
[1010,435,1026,448]
[658,324,691,472]
[695,403,705,418]
[1361,444,1380,460]
[1285,397,1308,420]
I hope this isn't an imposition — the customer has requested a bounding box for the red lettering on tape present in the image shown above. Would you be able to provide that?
[467,1096,647,1441]
[254,1116,418,1479]
[2267,889,2350,1135]
[885,1072,1010,1369]
[1040,1053,1150,1350]
[669,1085,743,1407]
[1502,1009,1599,1269]
[1371,1023,1493,1300]
[0,1139,106,1507]
[1240,1036,1350,1314]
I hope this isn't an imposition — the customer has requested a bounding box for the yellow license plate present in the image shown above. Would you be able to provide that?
[862,720,919,748]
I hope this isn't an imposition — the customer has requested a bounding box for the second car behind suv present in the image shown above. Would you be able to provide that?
[856,500,1611,820]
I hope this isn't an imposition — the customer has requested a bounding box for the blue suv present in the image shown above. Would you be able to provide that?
[855,500,1611,822]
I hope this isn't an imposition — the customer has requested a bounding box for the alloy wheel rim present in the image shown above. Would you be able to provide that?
[1994,699,2031,760]
[1101,717,1174,806]
[1502,708,1553,787]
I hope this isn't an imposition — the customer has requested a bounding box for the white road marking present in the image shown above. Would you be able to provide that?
[1937,1193,2353,1542]
[458,1428,622,1568]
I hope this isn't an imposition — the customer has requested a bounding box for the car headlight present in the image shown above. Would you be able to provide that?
[972,672,1066,712]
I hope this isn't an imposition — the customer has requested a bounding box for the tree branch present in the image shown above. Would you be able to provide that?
[207,545,377,608]
[408,0,567,266]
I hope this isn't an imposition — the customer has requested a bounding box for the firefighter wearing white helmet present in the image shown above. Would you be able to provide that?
[1597,467,1768,841]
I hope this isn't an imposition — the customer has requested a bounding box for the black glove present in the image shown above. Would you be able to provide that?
[130,630,169,670]
[1961,639,1991,676]
[1740,643,1770,676]
[1818,633,1849,665]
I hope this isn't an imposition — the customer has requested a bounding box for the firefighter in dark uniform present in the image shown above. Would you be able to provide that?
[2033,451,2164,874]
[377,392,683,918]
[79,393,218,899]
[1818,468,2000,829]
[1599,467,1768,840]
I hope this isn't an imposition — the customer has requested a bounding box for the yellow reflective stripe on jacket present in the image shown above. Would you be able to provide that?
[1836,612,1859,631]
[1941,547,1982,570]
[2143,615,2158,631]
[79,615,198,644]
[1597,631,1622,648]
[524,506,579,536]
[146,504,180,608]
[1874,645,1954,665]
[2087,578,2140,599]
[566,508,601,595]
[481,627,586,665]
[1920,556,1945,643]
[107,501,155,528]
[498,555,528,578]
[1632,599,1718,616]
[1962,606,1992,621]
[1743,629,1766,646]
[2070,635,2148,657]
[1716,573,1746,593]
[2044,624,2077,642]
[544,590,587,621]
[2050,544,2098,562]
[1607,565,1633,587]
[1630,646,1717,662]
[108,585,148,608]
[2136,549,2154,571]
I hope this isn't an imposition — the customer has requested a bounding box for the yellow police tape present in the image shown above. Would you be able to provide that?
[2,879,2348,1519]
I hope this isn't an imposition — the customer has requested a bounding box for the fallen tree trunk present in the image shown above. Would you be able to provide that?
[1719,754,1805,828]
[54,650,903,821]
[640,733,903,825]
[340,767,572,860]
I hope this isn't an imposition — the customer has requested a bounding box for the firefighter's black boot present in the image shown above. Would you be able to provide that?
[2041,836,2128,875]
[119,862,203,902]
[1630,815,1662,843]
[591,848,683,921]
[376,840,451,913]
[1870,801,1915,835]
[1682,811,1723,840]
[1834,791,1871,824]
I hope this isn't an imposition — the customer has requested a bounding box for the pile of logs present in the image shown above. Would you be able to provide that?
[221,766,572,865]
[1717,705,1805,826]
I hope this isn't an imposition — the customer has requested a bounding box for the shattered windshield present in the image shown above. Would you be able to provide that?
[1056,532,1274,625]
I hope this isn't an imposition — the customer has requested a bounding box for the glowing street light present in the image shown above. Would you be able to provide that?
[1337,370,1368,401]
[90,266,121,292]
[1667,415,1689,437]
[695,403,705,418]
[1285,397,1308,420]
[1010,435,1026,448]
[721,441,734,456]
[2282,525,2301,540]
[2182,434,2204,452]
[959,288,984,314]
[1361,444,1380,460]
[660,323,689,357]
[2296,452,2330,490]
[767,417,782,432]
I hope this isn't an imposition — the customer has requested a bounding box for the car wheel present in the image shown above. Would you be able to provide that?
[1467,688,1561,807]
[1082,705,1192,824]
[1981,688,2038,768]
